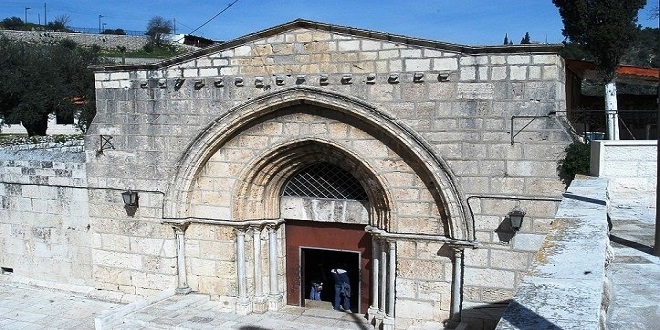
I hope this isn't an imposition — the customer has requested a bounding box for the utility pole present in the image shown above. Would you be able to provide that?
[654,83,660,257]
[98,15,104,34]
[44,3,47,25]
[24,7,30,24]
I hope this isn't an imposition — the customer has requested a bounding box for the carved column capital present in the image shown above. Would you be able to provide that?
[171,221,190,234]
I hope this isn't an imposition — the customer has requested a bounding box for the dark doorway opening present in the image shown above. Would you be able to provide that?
[301,247,360,313]
[285,220,371,313]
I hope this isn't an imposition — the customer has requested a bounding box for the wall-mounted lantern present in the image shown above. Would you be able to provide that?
[121,190,139,217]
[509,206,526,231]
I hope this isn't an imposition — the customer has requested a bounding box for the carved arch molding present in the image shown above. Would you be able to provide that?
[164,86,472,240]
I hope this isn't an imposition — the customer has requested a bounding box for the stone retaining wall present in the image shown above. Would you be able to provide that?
[0,29,149,51]
[590,140,657,201]
[0,140,93,286]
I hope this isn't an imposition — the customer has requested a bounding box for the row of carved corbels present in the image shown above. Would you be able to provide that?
[139,71,453,90]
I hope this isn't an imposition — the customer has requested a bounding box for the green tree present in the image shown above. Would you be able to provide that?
[520,32,531,44]
[503,33,510,45]
[621,27,659,67]
[0,17,24,30]
[0,38,102,135]
[553,0,647,140]
[146,16,173,47]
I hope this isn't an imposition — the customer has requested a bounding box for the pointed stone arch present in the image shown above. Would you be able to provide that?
[232,138,391,229]
[164,86,472,240]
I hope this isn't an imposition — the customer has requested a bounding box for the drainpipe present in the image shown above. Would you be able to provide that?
[654,83,660,257]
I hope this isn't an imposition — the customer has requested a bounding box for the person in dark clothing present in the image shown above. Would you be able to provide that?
[330,264,351,311]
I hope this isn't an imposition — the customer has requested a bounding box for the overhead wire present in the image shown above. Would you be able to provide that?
[185,0,240,36]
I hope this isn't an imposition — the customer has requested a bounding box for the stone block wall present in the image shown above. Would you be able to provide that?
[590,140,657,201]
[0,141,92,285]
[88,190,177,296]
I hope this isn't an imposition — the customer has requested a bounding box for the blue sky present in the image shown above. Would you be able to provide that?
[1,1,658,46]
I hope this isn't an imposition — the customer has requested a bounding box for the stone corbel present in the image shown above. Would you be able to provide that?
[437,71,451,82]
[235,77,244,87]
[341,74,353,84]
[366,73,376,84]
[174,78,185,90]
[413,72,424,83]
[388,73,399,84]
[255,76,265,88]
[319,74,329,86]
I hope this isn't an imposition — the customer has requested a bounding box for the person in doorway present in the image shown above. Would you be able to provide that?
[309,263,326,301]
[330,264,351,311]
[309,279,323,300]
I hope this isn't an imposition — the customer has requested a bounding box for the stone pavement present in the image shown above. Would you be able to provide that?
[606,197,660,329]
[114,294,373,330]
[0,282,121,329]
[0,281,373,330]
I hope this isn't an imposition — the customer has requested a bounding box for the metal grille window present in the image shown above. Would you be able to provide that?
[281,163,368,201]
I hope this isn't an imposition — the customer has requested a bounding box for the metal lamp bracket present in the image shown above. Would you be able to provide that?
[96,135,115,156]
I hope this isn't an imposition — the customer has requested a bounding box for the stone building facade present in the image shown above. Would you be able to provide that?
[1,20,572,329]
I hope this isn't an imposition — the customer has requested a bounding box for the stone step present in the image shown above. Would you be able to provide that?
[119,293,213,329]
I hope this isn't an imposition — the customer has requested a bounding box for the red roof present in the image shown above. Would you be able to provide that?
[566,59,660,83]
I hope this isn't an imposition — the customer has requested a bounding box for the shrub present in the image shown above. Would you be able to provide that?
[560,142,591,181]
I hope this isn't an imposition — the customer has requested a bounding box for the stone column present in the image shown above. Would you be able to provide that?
[383,240,396,330]
[235,227,252,315]
[450,246,464,323]
[267,224,282,310]
[367,237,381,320]
[252,226,267,313]
[172,222,191,295]
[379,239,387,316]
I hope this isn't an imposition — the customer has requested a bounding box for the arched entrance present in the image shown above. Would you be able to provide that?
[280,162,373,313]
[164,87,471,326]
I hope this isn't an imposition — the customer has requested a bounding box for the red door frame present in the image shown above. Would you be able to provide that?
[285,220,371,313]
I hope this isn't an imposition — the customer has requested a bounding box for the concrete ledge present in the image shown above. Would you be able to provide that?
[94,288,176,330]
[496,176,610,330]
